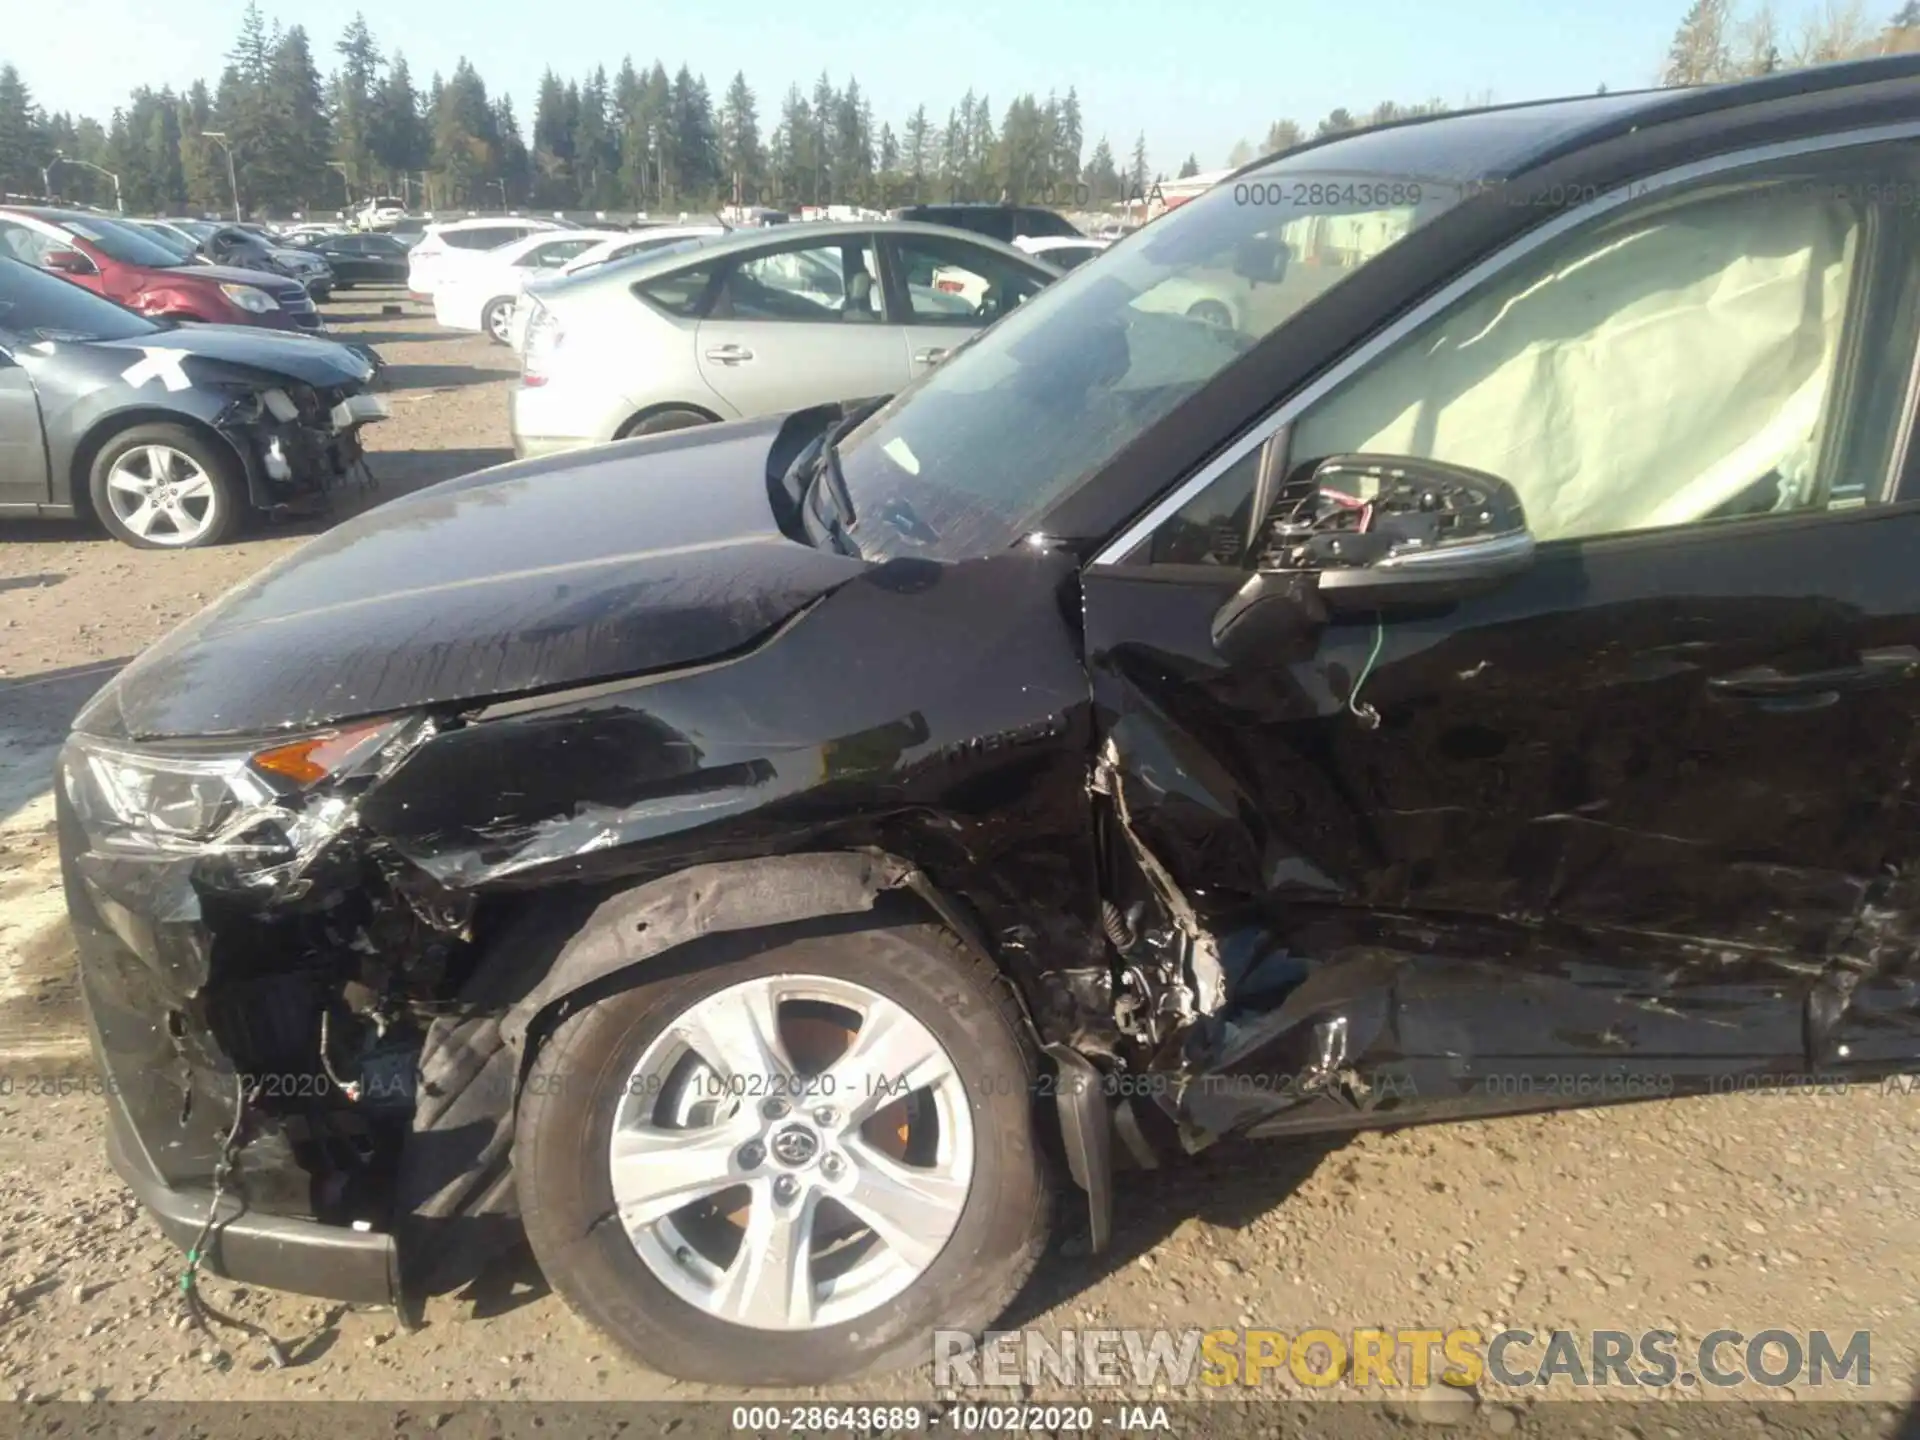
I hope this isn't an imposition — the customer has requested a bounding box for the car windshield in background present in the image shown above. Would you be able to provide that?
[132,223,196,257]
[0,256,158,342]
[835,156,1468,561]
[67,218,192,269]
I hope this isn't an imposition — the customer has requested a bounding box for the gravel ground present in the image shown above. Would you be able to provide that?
[1,294,1917,1425]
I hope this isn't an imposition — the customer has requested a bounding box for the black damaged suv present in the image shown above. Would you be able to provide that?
[61,58,1920,1385]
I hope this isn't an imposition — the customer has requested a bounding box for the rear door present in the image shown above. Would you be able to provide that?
[879,231,1053,379]
[693,233,908,417]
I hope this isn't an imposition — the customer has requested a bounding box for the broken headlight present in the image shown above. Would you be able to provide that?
[60,716,416,860]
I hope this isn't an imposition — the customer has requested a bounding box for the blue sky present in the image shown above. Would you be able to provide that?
[10,0,1739,173]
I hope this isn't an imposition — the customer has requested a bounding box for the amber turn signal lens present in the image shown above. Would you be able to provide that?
[252,718,395,786]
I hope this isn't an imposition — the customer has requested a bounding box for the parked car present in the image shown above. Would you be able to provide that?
[1014,234,1110,270]
[429,229,624,343]
[510,220,1058,456]
[355,196,407,229]
[376,216,430,243]
[284,230,411,289]
[61,55,1920,1390]
[406,217,562,296]
[0,208,325,333]
[556,224,729,279]
[0,256,385,547]
[130,218,335,301]
[889,201,1084,244]
[279,222,350,242]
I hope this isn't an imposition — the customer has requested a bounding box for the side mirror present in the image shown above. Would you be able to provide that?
[41,248,95,276]
[1232,236,1290,286]
[1211,454,1534,665]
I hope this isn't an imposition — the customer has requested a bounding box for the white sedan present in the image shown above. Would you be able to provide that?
[432,230,625,343]
[558,224,729,278]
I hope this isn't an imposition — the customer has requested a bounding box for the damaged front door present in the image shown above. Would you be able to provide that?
[1082,139,1920,1145]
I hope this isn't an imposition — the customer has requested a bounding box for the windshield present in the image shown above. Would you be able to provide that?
[67,218,191,268]
[0,256,158,342]
[834,153,1469,561]
[132,222,196,257]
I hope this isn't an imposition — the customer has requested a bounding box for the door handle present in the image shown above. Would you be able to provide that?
[1707,645,1920,699]
[704,344,754,364]
[912,347,949,365]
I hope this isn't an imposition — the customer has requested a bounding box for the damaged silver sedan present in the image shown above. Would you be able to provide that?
[59,57,1920,1385]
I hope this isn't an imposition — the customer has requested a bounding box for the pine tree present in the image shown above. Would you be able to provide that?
[332,14,382,199]
[1128,132,1149,196]
[369,53,426,198]
[532,70,572,205]
[0,66,46,196]
[1263,119,1302,154]
[670,66,720,204]
[1055,87,1083,187]
[1082,135,1119,205]
[902,105,931,197]
[720,72,762,206]
[265,26,331,210]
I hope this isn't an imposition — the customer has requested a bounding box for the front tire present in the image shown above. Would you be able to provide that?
[515,921,1050,1385]
[87,423,242,549]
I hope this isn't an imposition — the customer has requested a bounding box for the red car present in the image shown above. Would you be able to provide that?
[0,207,326,334]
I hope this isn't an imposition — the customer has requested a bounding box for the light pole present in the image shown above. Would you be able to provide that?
[201,131,241,221]
[40,162,52,199]
[325,160,353,207]
[487,177,506,210]
[54,152,122,213]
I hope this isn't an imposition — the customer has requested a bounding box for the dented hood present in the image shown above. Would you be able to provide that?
[93,322,376,388]
[76,416,867,741]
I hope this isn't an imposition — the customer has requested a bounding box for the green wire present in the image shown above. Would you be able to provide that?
[1348,617,1386,726]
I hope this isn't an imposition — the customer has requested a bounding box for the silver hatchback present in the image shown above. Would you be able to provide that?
[508,220,1063,457]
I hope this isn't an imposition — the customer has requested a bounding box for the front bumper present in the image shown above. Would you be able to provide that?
[61,784,402,1304]
[103,1072,399,1304]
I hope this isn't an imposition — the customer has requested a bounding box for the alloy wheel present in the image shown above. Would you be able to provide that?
[104,445,218,546]
[607,972,974,1331]
[487,303,514,344]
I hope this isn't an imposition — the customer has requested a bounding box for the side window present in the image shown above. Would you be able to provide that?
[634,260,720,317]
[714,242,880,322]
[893,235,1046,324]
[523,239,598,268]
[1288,172,1899,544]
[0,222,50,266]
[447,228,510,251]
[1146,158,1920,565]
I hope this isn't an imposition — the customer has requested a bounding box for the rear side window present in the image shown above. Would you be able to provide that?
[634,260,720,317]
[445,227,518,250]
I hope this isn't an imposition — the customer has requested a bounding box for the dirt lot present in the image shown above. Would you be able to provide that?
[1,295,1918,1423]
